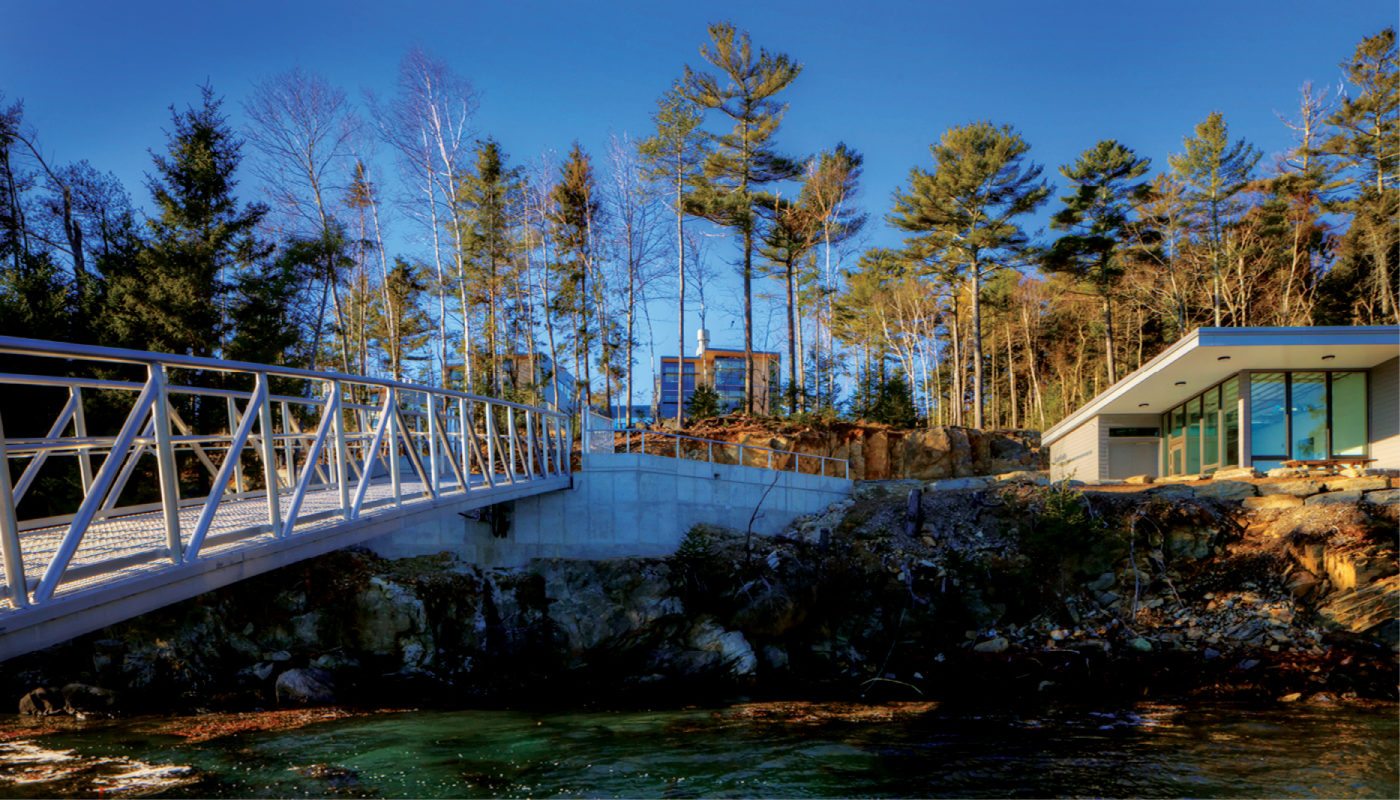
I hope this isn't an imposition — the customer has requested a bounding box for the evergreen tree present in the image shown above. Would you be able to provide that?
[1320,28,1400,324]
[1168,111,1261,326]
[890,122,1048,429]
[107,85,268,357]
[1043,140,1152,382]
[682,22,802,413]
[548,143,601,411]
[639,86,707,426]
[458,138,522,393]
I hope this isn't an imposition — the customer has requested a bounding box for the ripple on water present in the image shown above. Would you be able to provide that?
[0,700,1394,798]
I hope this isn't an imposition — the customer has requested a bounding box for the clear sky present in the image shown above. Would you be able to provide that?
[3,0,1394,390]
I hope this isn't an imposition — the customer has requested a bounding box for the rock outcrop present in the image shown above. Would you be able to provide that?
[649,417,1044,481]
[7,479,1396,713]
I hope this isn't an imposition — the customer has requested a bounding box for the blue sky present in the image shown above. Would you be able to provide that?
[3,0,1394,386]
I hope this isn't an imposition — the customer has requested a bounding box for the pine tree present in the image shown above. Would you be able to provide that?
[639,86,707,426]
[458,138,522,393]
[890,122,1048,429]
[1320,28,1400,324]
[682,22,802,414]
[549,143,601,411]
[1043,140,1152,383]
[107,85,268,358]
[1168,112,1261,326]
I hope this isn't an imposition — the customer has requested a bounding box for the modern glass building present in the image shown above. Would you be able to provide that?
[656,333,781,420]
[1044,327,1399,482]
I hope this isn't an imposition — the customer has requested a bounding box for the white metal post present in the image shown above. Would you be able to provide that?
[0,413,31,608]
[258,379,282,538]
[280,400,294,489]
[525,411,535,478]
[427,393,440,494]
[331,381,351,520]
[507,407,517,478]
[485,405,496,479]
[72,386,93,493]
[387,388,402,506]
[226,395,245,495]
[149,366,183,563]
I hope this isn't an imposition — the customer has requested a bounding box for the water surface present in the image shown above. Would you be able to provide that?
[1,700,1394,797]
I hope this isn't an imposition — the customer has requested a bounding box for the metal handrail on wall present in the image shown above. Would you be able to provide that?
[0,336,571,611]
[586,416,850,480]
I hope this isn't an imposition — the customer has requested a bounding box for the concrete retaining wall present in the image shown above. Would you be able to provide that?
[366,452,853,566]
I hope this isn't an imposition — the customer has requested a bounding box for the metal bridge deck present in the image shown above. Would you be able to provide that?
[0,334,574,660]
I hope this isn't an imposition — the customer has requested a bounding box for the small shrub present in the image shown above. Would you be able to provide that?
[685,385,721,421]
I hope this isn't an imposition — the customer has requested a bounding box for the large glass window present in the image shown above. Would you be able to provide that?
[1331,372,1367,457]
[1222,377,1239,467]
[1250,372,1288,458]
[1185,396,1202,474]
[1290,372,1328,460]
[1203,387,1220,470]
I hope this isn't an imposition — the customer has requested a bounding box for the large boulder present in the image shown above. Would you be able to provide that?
[1194,480,1257,502]
[684,617,757,679]
[539,560,681,665]
[17,687,62,716]
[275,668,336,705]
[62,683,117,714]
[353,577,429,656]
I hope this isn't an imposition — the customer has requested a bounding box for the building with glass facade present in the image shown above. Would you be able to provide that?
[656,341,781,421]
[1043,327,1399,482]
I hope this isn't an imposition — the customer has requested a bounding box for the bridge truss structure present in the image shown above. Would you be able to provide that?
[0,337,571,659]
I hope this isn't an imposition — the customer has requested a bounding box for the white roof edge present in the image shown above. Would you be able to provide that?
[1040,325,1400,447]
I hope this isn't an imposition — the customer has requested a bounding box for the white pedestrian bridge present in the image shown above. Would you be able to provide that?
[0,337,572,660]
[0,337,852,661]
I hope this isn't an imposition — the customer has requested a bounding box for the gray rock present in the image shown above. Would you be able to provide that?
[1212,466,1261,480]
[1304,490,1363,506]
[1362,489,1400,506]
[1242,494,1304,510]
[924,476,994,492]
[760,644,789,672]
[275,668,336,706]
[1086,572,1116,593]
[1267,467,1312,479]
[1193,480,1257,501]
[995,470,1049,486]
[263,650,292,662]
[687,618,757,678]
[1323,477,1388,492]
[973,637,1009,654]
[61,683,117,714]
[1129,637,1153,653]
[1149,484,1196,499]
[1271,479,1323,497]
[353,577,429,656]
[17,687,62,716]
[252,662,276,681]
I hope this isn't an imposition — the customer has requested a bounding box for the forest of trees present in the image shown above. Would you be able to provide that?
[0,26,1395,433]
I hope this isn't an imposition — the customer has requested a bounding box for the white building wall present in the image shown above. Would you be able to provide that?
[1050,417,1100,483]
[1370,356,1400,469]
[1098,413,1163,479]
[366,452,853,567]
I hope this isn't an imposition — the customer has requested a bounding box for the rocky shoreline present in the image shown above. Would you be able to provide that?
[4,478,1396,718]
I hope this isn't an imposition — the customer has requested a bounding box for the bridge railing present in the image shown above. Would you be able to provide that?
[0,336,571,611]
[584,416,850,480]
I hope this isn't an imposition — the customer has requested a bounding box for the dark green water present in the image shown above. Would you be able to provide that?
[1,700,1396,797]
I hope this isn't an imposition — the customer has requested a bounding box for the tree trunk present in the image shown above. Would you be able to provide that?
[970,264,985,429]
[742,224,754,414]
